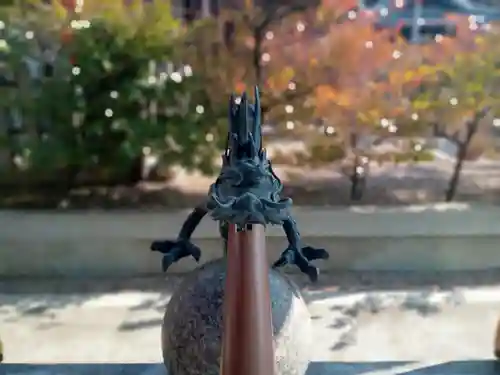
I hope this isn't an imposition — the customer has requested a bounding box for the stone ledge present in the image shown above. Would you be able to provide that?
[2,203,500,277]
[2,203,499,240]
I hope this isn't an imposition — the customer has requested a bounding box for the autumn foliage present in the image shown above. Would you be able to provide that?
[3,0,500,203]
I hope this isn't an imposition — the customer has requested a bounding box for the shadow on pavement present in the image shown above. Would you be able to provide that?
[118,318,164,331]
[1,361,499,375]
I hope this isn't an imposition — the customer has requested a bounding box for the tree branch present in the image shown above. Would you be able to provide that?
[254,3,309,36]
[432,123,463,147]
[465,106,490,142]
[262,86,313,114]
[433,106,490,148]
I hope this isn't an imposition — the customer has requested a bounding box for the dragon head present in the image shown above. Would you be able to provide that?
[224,87,264,168]
[206,87,292,227]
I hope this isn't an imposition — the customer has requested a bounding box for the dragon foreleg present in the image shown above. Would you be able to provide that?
[150,204,209,272]
[272,216,329,282]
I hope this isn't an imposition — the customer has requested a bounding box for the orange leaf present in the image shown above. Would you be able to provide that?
[235,82,246,92]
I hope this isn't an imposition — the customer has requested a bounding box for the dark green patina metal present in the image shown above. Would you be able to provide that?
[150,87,328,281]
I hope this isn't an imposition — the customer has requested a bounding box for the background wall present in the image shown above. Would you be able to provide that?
[1,203,499,278]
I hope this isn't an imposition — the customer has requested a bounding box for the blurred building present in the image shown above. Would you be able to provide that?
[174,0,220,21]
[39,0,318,21]
[174,0,313,20]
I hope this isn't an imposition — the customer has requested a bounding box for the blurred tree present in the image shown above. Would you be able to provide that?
[313,21,424,200]
[183,0,395,141]
[0,2,58,171]
[183,0,323,128]
[231,0,317,86]
[3,0,226,190]
[410,31,500,202]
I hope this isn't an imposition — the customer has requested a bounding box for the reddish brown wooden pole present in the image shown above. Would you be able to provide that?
[221,224,275,375]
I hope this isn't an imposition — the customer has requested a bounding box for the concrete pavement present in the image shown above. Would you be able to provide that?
[1,284,500,374]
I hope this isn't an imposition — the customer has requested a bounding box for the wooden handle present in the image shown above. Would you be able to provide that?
[220,224,274,375]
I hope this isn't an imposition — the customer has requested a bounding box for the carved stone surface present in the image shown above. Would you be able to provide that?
[161,259,312,375]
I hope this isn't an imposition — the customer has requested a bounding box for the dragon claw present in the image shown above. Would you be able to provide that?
[150,240,176,253]
[150,239,201,272]
[302,246,329,261]
[273,245,325,282]
[162,253,176,272]
[185,241,202,262]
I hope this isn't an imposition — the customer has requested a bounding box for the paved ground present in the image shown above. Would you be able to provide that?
[166,159,500,207]
[1,277,500,374]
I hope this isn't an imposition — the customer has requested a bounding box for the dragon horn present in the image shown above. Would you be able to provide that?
[226,93,237,153]
[228,93,236,131]
[239,91,249,144]
[253,86,261,151]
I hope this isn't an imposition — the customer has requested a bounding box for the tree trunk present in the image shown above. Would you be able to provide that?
[444,120,478,202]
[63,163,82,192]
[350,172,362,201]
[348,132,365,201]
[253,30,263,87]
[350,160,366,201]
[445,145,465,202]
